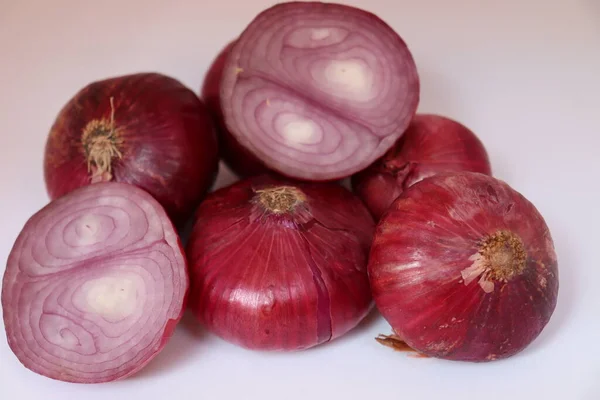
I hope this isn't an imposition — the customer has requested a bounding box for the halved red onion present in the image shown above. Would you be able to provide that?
[186,175,375,351]
[202,41,271,177]
[368,172,558,361]
[2,182,188,383]
[219,2,420,181]
[352,114,492,220]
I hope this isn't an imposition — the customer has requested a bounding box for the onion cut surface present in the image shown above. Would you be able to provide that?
[219,2,420,180]
[2,182,188,383]
[202,41,271,177]
[368,172,558,361]
[186,175,375,351]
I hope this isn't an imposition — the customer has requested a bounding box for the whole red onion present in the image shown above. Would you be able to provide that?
[43,72,219,227]
[219,2,420,181]
[368,172,558,361]
[202,41,270,177]
[2,182,188,383]
[186,175,375,351]
[352,114,492,220]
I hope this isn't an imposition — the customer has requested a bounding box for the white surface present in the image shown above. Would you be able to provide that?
[0,0,599,399]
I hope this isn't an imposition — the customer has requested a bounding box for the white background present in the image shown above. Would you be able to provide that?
[1,0,599,399]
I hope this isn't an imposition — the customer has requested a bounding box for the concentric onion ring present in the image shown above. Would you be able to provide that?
[220,2,420,180]
[2,182,188,383]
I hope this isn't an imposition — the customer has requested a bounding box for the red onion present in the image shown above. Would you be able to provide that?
[186,175,375,351]
[219,2,420,181]
[43,72,219,227]
[2,182,188,383]
[202,41,270,177]
[368,172,558,361]
[352,114,492,220]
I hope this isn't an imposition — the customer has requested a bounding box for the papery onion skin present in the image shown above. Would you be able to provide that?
[352,114,492,220]
[368,172,558,361]
[202,41,271,177]
[219,2,420,181]
[43,72,219,228]
[186,174,375,351]
[2,182,189,383]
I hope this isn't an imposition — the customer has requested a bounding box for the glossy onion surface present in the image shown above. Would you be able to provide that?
[352,114,492,220]
[2,182,188,383]
[202,41,271,177]
[43,72,219,227]
[368,172,558,361]
[219,2,420,181]
[186,175,375,351]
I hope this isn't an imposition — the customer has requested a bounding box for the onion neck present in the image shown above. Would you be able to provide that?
[382,156,408,172]
[254,186,306,214]
[461,230,527,293]
[380,158,415,189]
[81,97,122,182]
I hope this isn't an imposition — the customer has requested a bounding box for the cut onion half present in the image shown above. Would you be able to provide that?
[2,182,188,383]
[220,2,420,180]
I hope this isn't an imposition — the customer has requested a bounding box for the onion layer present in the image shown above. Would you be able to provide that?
[352,114,492,220]
[368,172,558,361]
[43,72,219,227]
[219,2,420,181]
[202,41,271,177]
[186,175,374,351]
[2,182,188,383]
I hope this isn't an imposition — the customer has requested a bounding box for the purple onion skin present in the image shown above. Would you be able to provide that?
[186,175,375,351]
[219,2,420,181]
[368,172,558,361]
[352,114,492,220]
[202,41,272,178]
[2,182,189,383]
[44,72,220,228]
